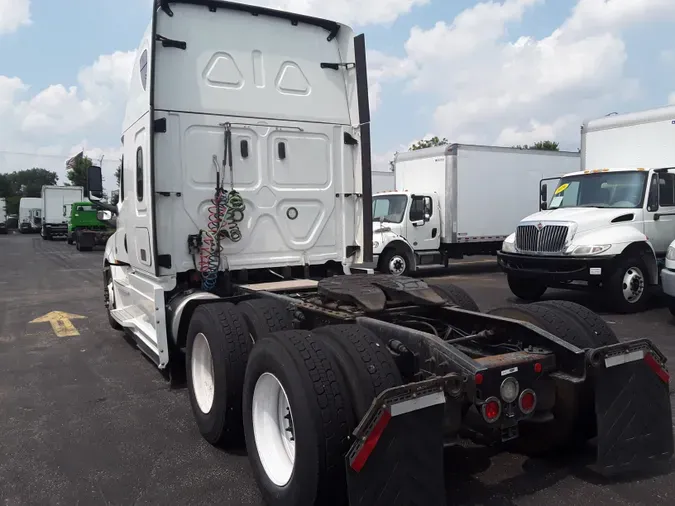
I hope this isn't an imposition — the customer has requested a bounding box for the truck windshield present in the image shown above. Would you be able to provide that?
[549,171,648,209]
[372,195,408,223]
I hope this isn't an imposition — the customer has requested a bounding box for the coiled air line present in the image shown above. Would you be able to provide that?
[198,122,246,291]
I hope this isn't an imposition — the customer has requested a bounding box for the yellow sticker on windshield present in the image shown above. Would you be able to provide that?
[554,183,569,195]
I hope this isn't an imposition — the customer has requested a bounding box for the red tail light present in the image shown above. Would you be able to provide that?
[519,389,537,415]
[481,397,501,423]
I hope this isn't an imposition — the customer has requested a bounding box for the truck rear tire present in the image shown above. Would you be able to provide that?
[428,282,480,312]
[243,330,354,506]
[535,300,618,346]
[186,302,252,447]
[605,255,651,313]
[236,299,293,342]
[314,324,403,419]
[486,303,597,456]
[506,274,546,301]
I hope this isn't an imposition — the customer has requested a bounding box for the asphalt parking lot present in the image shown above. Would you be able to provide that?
[1,231,674,506]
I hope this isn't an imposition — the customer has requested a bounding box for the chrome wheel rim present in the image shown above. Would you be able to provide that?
[622,266,644,303]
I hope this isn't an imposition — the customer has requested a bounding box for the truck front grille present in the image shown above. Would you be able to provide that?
[515,224,568,253]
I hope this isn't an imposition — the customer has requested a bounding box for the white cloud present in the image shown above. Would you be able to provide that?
[0,0,31,35]
[246,0,429,26]
[0,50,135,193]
[668,92,675,105]
[374,0,674,151]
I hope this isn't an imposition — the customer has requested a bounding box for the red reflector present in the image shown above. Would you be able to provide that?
[475,373,484,385]
[644,353,670,384]
[484,400,500,420]
[520,391,536,413]
[350,410,391,472]
[534,362,542,373]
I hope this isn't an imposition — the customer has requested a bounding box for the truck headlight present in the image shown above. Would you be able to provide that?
[569,244,611,256]
[502,239,516,253]
[667,246,675,261]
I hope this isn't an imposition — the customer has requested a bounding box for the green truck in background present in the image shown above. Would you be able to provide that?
[67,201,115,251]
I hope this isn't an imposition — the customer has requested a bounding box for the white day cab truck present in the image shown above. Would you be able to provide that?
[40,185,84,240]
[499,104,675,313]
[0,198,7,235]
[18,197,42,234]
[373,145,581,275]
[93,2,673,505]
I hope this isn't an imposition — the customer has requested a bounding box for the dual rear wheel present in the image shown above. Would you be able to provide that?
[184,299,402,506]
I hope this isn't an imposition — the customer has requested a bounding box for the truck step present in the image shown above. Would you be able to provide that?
[111,306,144,325]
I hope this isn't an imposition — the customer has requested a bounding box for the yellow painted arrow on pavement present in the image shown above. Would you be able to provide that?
[30,311,87,337]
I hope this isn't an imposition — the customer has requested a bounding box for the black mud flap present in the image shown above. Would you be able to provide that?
[345,375,463,506]
[591,340,673,476]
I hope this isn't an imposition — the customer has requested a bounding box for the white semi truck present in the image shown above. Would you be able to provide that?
[499,104,675,313]
[0,198,7,234]
[41,185,84,240]
[94,2,673,505]
[373,144,580,275]
[19,197,42,233]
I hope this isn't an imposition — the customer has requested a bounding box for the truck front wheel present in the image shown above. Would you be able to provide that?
[379,249,411,276]
[605,255,651,313]
[186,303,252,447]
[243,330,354,506]
[506,274,546,301]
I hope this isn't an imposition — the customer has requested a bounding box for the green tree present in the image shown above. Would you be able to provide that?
[0,168,58,214]
[66,154,93,188]
[513,140,560,151]
[409,136,449,151]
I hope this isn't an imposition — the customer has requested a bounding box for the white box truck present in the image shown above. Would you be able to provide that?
[41,185,84,240]
[499,104,675,313]
[372,144,581,275]
[92,3,673,505]
[372,170,394,194]
[19,197,42,234]
[0,198,7,235]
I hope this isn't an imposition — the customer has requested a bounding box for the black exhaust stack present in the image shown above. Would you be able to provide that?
[354,33,373,263]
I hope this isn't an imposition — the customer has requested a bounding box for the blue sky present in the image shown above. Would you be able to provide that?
[1,0,675,188]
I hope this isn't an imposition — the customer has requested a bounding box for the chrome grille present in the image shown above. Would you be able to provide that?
[515,224,568,253]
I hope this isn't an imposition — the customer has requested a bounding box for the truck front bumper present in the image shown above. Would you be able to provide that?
[497,251,617,284]
[44,224,68,236]
[661,268,675,297]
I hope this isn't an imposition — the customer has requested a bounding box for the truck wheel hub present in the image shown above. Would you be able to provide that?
[252,372,295,487]
[388,255,406,275]
[622,267,644,303]
[191,333,215,414]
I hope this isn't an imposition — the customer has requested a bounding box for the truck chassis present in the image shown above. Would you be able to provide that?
[70,226,113,252]
[108,271,674,505]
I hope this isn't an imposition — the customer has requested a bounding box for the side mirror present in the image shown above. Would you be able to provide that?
[87,165,104,200]
[647,176,660,212]
[424,213,430,222]
[97,210,113,221]
[540,184,548,210]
